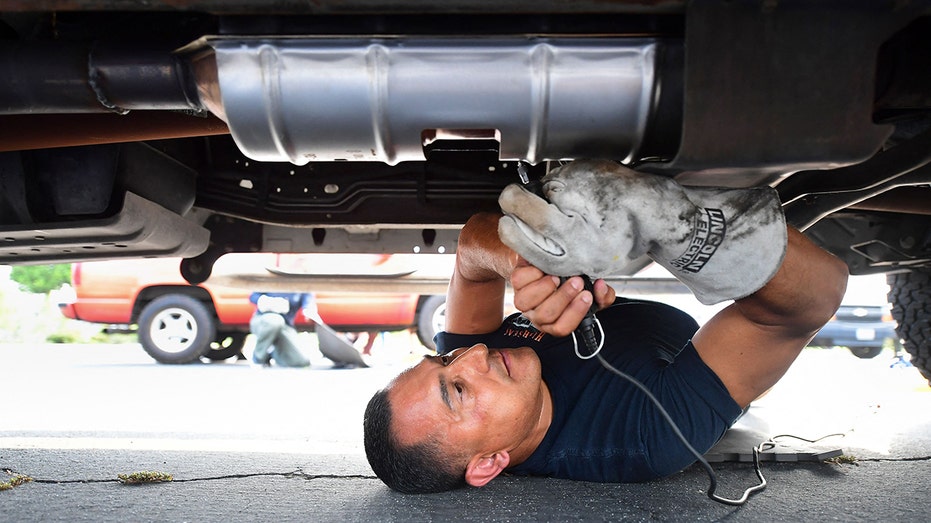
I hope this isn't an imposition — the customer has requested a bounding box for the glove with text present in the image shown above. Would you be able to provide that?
[497,160,787,304]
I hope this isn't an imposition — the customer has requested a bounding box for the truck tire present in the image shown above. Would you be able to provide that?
[887,268,931,381]
[137,294,216,364]
[848,346,883,359]
[204,332,247,361]
[416,295,446,352]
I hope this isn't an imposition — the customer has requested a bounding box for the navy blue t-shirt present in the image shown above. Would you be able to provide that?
[434,298,743,483]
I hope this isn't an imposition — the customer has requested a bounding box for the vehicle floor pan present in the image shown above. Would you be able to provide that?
[0,192,209,264]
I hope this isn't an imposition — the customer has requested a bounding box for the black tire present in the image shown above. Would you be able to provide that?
[137,294,216,364]
[416,295,447,351]
[204,331,247,361]
[887,268,931,381]
[848,346,883,359]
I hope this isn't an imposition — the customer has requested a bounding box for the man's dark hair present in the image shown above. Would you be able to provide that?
[363,387,468,494]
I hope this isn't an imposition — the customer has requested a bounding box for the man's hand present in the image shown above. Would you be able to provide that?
[444,213,617,338]
[510,260,616,338]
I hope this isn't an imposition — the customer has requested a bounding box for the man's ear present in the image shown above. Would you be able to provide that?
[464,451,510,487]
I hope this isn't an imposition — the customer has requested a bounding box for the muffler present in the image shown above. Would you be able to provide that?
[207,37,667,165]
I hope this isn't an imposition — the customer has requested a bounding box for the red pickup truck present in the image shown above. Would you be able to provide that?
[59,253,448,364]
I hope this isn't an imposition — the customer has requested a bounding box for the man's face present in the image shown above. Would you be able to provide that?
[388,343,550,459]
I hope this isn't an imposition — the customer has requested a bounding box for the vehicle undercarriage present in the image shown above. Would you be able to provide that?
[1,0,930,376]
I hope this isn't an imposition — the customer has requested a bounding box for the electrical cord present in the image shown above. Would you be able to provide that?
[594,352,766,505]
[758,433,846,452]
[517,167,836,505]
[573,304,816,505]
[592,349,845,506]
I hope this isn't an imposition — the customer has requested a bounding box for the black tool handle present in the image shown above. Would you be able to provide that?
[561,275,600,357]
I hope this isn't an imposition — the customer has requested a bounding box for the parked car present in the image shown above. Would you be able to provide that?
[807,274,899,359]
[58,254,448,364]
[3,3,931,380]
[809,305,898,359]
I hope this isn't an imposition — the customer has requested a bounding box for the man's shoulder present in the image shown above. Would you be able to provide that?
[600,297,697,325]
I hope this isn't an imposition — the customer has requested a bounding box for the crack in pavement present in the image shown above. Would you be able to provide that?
[174,472,379,483]
[7,457,928,486]
[3,468,380,485]
[854,455,931,463]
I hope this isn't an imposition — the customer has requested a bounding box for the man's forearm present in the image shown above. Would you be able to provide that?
[444,213,517,335]
[455,212,517,283]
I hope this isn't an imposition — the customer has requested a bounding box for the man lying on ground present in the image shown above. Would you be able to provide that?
[364,160,848,493]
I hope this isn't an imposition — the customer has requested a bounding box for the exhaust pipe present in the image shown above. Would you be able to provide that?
[0,37,677,164]
[0,42,202,114]
[0,41,228,150]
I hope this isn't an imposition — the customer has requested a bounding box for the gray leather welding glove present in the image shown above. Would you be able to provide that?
[498,159,787,304]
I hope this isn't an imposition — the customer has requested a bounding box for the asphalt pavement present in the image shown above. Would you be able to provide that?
[1,336,929,522]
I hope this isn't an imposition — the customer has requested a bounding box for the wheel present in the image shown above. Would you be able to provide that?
[848,346,883,359]
[137,294,216,364]
[416,295,447,351]
[204,331,247,361]
[887,268,931,381]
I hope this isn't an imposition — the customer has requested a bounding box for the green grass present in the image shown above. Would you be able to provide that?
[117,471,174,484]
[0,474,33,491]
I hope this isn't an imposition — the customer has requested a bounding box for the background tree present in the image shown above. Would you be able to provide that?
[9,264,71,294]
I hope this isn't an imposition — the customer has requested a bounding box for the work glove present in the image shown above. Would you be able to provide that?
[498,159,787,304]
